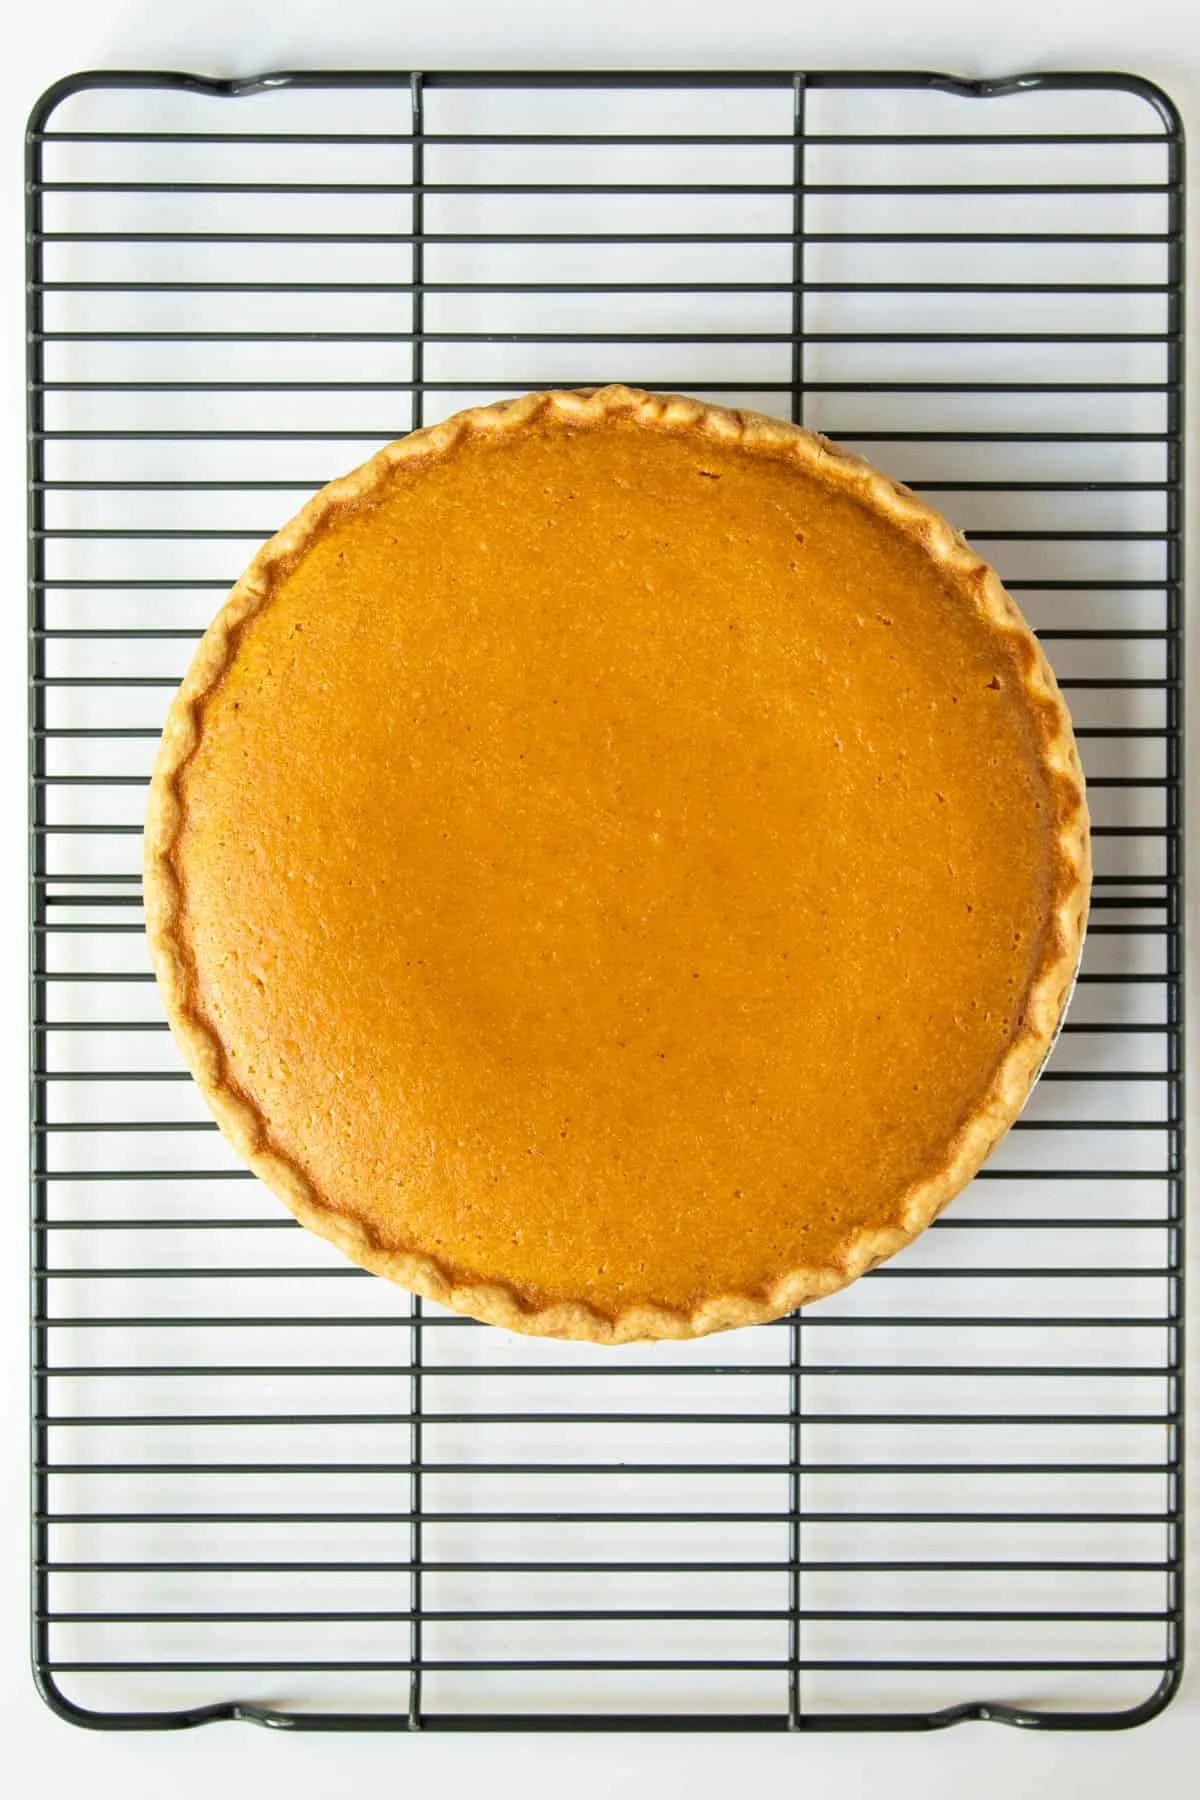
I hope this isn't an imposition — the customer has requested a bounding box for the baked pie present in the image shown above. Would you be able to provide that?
[145,386,1090,1341]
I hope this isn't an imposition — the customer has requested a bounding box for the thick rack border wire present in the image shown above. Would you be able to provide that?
[26,68,1185,1734]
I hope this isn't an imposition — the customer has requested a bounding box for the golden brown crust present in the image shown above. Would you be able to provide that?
[144,384,1091,1344]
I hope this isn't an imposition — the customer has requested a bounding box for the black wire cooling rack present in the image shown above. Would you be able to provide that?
[27,68,1185,1733]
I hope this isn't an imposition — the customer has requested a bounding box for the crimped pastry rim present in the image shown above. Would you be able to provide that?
[143,384,1092,1344]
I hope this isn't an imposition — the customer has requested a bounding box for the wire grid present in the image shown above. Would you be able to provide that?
[27,69,1184,1733]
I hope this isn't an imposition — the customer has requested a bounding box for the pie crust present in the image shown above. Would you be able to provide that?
[145,385,1090,1342]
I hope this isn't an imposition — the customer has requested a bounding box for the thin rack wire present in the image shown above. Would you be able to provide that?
[27,68,1185,1733]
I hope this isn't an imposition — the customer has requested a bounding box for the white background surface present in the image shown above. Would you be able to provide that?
[1,0,1197,1794]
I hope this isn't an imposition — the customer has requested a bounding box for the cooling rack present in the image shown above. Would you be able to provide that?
[27,68,1185,1732]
